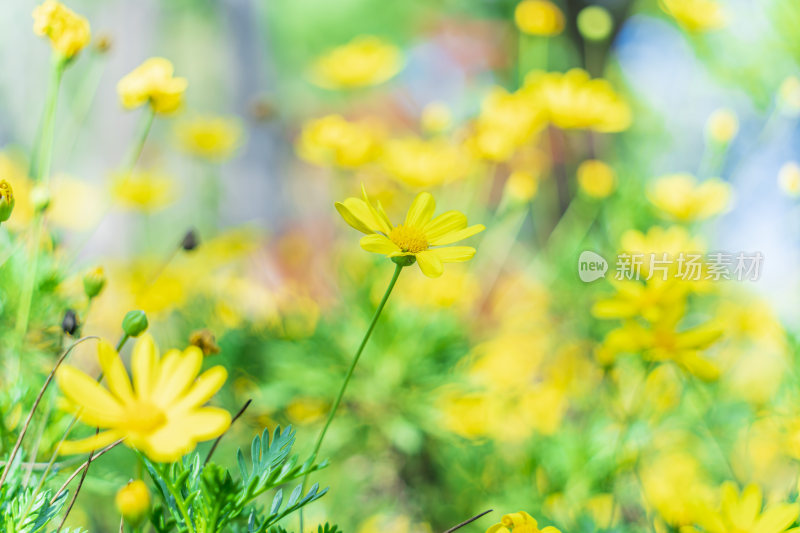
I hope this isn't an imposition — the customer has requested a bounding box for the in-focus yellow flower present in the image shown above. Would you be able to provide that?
[117,58,188,114]
[778,162,800,197]
[524,69,632,132]
[115,480,150,526]
[659,0,726,32]
[56,334,230,462]
[309,36,403,90]
[335,186,485,277]
[174,115,244,162]
[420,102,453,134]
[683,482,800,533]
[705,108,739,144]
[296,114,383,168]
[647,174,731,222]
[487,511,561,533]
[111,169,175,212]
[514,0,565,36]
[577,159,616,198]
[380,136,471,188]
[32,0,91,58]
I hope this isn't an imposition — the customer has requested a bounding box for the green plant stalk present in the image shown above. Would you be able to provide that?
[157,462,196,533]
[299,262,403,531]
[14,55,67,357]
[123,108,155,170]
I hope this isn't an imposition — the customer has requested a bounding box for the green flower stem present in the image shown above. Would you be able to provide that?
[116,333,130,352]
[299,261,403,531]
[157,462,196,533]
[123,108,155,170]
[13,55,67,360]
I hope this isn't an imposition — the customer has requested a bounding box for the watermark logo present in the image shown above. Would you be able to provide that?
[578,251,608,282]
[579,250,764,283]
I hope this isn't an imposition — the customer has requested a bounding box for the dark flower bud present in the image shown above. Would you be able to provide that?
[180,229,199,251]
[61,309,79,336]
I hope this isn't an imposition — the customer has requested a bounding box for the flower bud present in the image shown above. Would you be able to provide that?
[82,266,106,299]
[577,159,616,199]
[514,0,565,36]
[115,480,150,527]
[30,185,51,213]
[505,170,539,203]
[577,6,614,42]
[180,229,199,251]
[122,310,148,337]
[705,108,738,144]
[0,180,15,222]
[61,308,79,336]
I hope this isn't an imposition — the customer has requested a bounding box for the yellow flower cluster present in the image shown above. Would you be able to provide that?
[32,0,91,58]
[296,114,383,168]
[310,35,403,90]
[487,511,561,533]
[379,136,471,188]
[117,57,188,114]
[647,173,731,222]
[111,169,176,212]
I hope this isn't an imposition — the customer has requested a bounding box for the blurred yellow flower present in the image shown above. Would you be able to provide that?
[514,0,565,36]
[778,162,800,197]
[705,108,739,144]
[111,169,175,212]
[778,76,800,115]
[640,451,715,527]
[524,69,632,132]
[647,174,731,222]
[56,334,230,462]
[49,174,106,230]
[174,114,243,162]
[420,101,453,133]
[470,86,544,161]
[358,513,432,533]
[660,0,726,32]
[32,0,91,58]
[0,180,14,223]
[487,511,560,533]
[286,397,327,425]
[682,482,800,533]
[117,57,188,114]
[296,114,383,168]
[592,279,688,323]
[505,170,539,202]
[395,265,480,312]
[380,136,471,188]
[577,159,616,198]
[310,35,403,90]
[335,186,485,277]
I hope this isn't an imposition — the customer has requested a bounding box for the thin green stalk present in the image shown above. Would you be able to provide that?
[299,262,404,531]
[123,108,155,170]
[14,55,67,357]
[158,462,195,533]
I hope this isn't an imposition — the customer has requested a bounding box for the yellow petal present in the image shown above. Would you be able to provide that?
[173,366,228,411]
[730,484,762,530]
[141,407,231,462]
[58,430,122,456]
[591,299,637,319]
[56,365,124,426]
[361,184,393,234]
[335,198,377,234]
[423,210,467,241]
[151,347,203,406]
[97,340,134,404]
[415,250,444,278]
[132,334,159,400]
[360,234,401,255]
[429,223,485,246]
[753,503,800,533]
[431,246,476,263]
[404,192,436,228]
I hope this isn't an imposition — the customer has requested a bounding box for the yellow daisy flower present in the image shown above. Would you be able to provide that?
[487,511,561,533]
[32,0,91,59]
[117,57,188,115]
[56,334,231,462]
[309,35,403,90]
[174,114,244,162]
[647,174,732,222]
[335,186,485,278]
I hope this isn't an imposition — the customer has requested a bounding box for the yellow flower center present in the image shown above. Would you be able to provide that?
[125,402,167,434]
[389,224,429,253]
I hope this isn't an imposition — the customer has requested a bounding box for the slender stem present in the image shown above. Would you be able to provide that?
[56,430,98,533]
[158,462,195,533]
[443,510,493,533]
[310,262,402,460]
[116,333,130,352]
[299,262,403,532]
[13,55,67,362]
[204,399,252,466]
[0,336,98,491]
[123,108,155,170]
[50,438,123,504]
